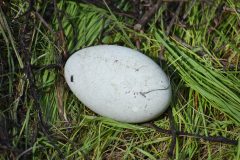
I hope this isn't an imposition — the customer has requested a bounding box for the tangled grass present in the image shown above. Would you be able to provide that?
[0,0,240,159]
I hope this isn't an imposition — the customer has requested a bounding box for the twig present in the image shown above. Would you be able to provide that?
[53,0,67,60]
[133,1,162,49]
[131,0,141,19]
[34,11,55,34]
[19,4,66,160]
[168,108,177,157]
[220,60,240,71]
[53,0,70,128]
[223,6,240,14]
[134,0,162,31]
[158,1,184,63]
[142,123,238,145]
[182,0,196,20]
[19,15,45,134]
[166,1,183,35]
[56,81,69,123]
[16,147,35,159]
[57,9,78,51]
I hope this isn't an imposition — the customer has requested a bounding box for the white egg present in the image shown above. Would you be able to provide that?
[64,45,171,123]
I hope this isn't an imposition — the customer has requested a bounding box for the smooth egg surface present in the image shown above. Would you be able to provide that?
[64,45,171,123]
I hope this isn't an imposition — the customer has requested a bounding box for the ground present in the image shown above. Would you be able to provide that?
[0,0,240,159]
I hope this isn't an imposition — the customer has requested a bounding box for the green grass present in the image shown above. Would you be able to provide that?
[0,0,240,159]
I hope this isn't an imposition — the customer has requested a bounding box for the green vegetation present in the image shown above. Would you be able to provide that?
[0,0,239,159]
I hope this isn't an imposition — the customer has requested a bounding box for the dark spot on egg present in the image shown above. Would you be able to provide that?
[71,75,74,82]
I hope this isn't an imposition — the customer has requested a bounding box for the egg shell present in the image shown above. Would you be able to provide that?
[64,45,171,123]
